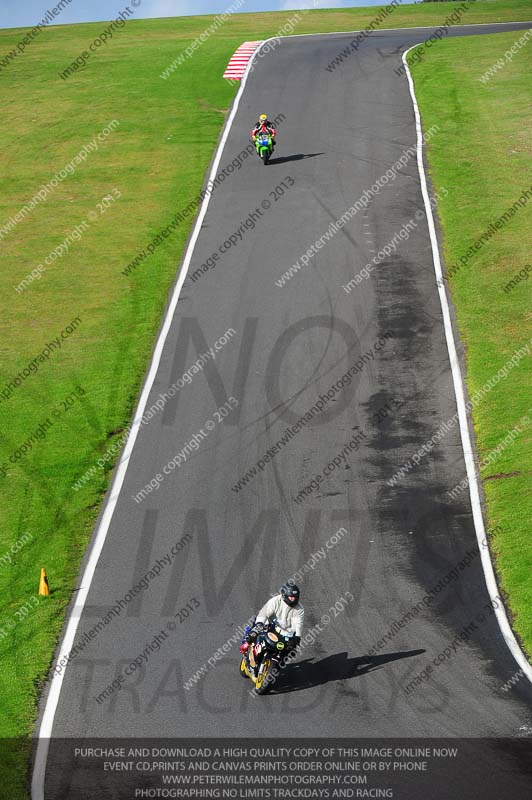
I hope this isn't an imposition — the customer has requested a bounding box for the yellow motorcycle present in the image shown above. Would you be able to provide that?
[239,619,295,694]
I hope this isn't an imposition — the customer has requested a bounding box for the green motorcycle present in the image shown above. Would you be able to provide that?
[255,132,273,165]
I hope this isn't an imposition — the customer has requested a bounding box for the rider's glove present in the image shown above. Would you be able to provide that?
[246,623,262,643]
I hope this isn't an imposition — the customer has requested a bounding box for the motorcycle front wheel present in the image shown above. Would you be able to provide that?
[254,656,272,694]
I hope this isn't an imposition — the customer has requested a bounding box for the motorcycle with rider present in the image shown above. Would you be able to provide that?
[239,583,303,694]
[251,113,277,165]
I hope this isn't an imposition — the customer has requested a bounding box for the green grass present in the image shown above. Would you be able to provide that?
[0,1,531,795]
[410,29,532,651]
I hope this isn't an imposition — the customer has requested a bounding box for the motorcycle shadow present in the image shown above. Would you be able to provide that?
[267,649,425,694]
[267,152,325,165]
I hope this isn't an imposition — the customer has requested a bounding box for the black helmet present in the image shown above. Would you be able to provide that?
[281,583,300,607]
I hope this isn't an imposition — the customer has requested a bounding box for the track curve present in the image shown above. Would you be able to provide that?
[34,20,532,799]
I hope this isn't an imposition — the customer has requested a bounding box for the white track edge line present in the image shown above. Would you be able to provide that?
[402,44,532,688]
[30,35,278,800]
[277,20,532,40]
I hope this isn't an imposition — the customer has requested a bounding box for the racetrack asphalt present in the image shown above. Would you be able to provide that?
[36,20,532,797]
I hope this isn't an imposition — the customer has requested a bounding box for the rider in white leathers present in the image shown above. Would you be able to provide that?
[248,584,304,650]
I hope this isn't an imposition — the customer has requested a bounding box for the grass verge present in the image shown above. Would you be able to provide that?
[410,29,532,652]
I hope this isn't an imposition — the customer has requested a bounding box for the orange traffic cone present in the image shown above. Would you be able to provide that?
[39,568,50,596]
